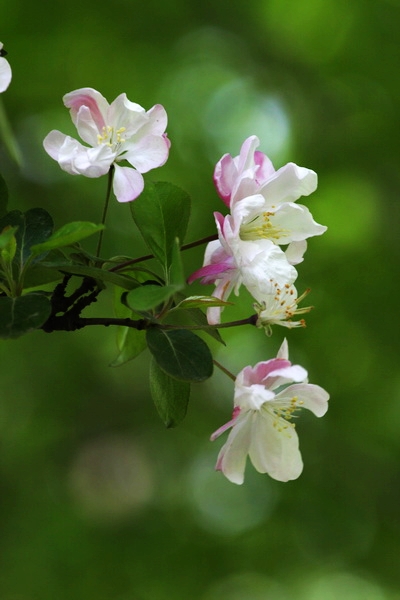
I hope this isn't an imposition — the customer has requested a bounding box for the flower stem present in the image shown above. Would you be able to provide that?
[95,165,115,258]
[108,233,218,272]
[213,359,236,382]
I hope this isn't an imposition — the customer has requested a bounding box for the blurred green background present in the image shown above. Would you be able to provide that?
[1,0,399,598]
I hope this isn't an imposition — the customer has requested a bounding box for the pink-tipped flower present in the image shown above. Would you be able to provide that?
[214,135,275,206]
[43,88,170,202]
[0,43,11,92]
[211,339,329,484]
[213,136,327,264]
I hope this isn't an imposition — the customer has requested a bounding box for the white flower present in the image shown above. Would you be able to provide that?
[43,88,170,202]
[188,211,297,324]
[214,136,327,264]
[0,43,11,92]
[254,282,313,335]
[211,339,329,484]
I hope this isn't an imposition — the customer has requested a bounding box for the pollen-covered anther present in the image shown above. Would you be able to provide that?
[116,127,126,143]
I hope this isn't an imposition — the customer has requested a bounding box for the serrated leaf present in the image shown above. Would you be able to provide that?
[149,357,191,427]
[126,283,181,312]
[30,221,104,256]
[130,181,191,275]
[0,293,51,338]
[146,327,213,382]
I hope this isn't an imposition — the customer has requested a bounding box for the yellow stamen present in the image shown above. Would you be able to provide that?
[240,211,289,242]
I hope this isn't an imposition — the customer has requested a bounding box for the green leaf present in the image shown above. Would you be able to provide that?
[110,286,148,366]
[41,262,141,290]
[110,327,147,366]
[0,173,8,218]
[0,225,17,250]
[0,208,54,268]
[30,221,104,256]
[130,181,191,274]
[168,237,185,286]
[149,357,191,427]
[22,265,64,288]
[171,292,225,345]
[0,293,51,338]
[146,327,213,382]
[185,306,225,345]
[172,295,234,310]
[126,283,182,312]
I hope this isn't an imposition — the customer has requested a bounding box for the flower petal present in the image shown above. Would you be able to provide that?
[107,93,148,136]
[249,413,303,481]
[259,162,318,206]
[214,413,253,485]
[234,382,275,411]
[277,338,289,360]
[142,103,169,136]
[268,202,327,244]
[263,364,308,388]
[0,56,11,92]
[210,407,241,441]
[64,88,109,136]
[213,152,237,205]
[285,240,307,265]
[238,358,291,387]
[275,383,329,417]
[238,239,297,299]
[213,136,276,206]
[187,257,234,284]
[113,164,144,202]
[43,131,113,177]
[124,133,170,172]
[72,105,106,147]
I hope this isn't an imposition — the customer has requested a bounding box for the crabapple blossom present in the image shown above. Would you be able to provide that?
[254,282,313,335]
[188,210,297,324]
[211,339,329,484]
[0,43,11,92]
[43,88,170,202]
[214,136,327,264]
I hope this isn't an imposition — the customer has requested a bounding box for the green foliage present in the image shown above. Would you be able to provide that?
[149,357,191,427]
[110,327,147,366]
[171,295,233,310]
[43,262,141,290]
[146,326,214,382]
[30,221,104,256]
[0,293,51,338]
[125,283,182,312]
[130,181,191,279]
[0,208,53,268]
[110,286,147,366]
